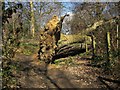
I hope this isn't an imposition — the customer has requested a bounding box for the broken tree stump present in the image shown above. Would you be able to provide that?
[38,14,69,63]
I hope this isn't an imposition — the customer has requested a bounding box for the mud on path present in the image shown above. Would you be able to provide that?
[13,52,110,89]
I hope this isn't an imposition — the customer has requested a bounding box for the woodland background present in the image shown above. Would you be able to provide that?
[1,1,120,89]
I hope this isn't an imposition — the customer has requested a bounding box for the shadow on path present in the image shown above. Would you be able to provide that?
[16,54,78,88]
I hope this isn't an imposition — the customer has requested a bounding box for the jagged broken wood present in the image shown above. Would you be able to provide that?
[38,14,69,63]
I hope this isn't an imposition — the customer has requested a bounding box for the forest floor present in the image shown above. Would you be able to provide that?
[14,53,103,88]
[13,39,120,89]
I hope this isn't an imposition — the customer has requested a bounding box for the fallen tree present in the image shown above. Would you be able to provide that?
[58,17,117,47]
[53,43,91,60]
[38,15,119,63]
[53,17,118,59]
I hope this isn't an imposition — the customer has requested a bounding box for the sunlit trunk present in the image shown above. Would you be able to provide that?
[106,31,111,68]
[30,1,35,37]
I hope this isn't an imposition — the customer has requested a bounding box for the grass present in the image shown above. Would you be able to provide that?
[19,42,39,55]
[54,56,74,66]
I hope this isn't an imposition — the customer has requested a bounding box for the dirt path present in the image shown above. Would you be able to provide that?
[14,53,108,89]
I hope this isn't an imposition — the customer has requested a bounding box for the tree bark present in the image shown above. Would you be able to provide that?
[53,43,91,60]
[117,25,119,50]
[117,25,119,61]
[30,1,35,37]
[91,34,96,60]
[106,31,111,68]
[85,37,88,52]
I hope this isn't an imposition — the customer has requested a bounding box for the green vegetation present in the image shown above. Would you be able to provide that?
[54,56,74,65]
[1,1,119,89]
[20,42,38,55]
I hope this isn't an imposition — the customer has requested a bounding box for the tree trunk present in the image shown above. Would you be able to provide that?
[91,34,96,60]
[106,31,111,68]
[52,43,91,60]
[30,1,35,37]
[38,16,118,63]
[85,37,88,52]
[59,17,116,47]
[117,24,119,61]
[117,25,119,49]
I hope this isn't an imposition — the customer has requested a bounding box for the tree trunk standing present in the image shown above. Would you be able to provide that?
[117,25,119,49]
[85,37,88,52]
[0,2,2,89]
[91,34,96,61]
[116,25,119,62]
[106,31,111,69]
[30,1,35,37]
[85,43,88,52]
